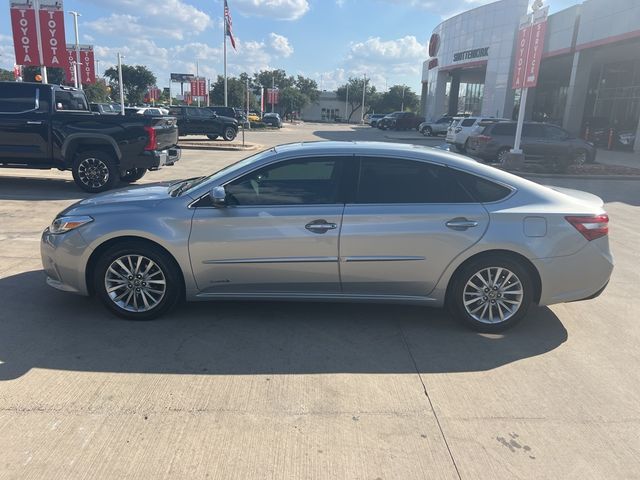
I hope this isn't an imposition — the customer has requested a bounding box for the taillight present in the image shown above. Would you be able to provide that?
[476,134,492,144]
[144,126,157,151]
[565,214,609,241]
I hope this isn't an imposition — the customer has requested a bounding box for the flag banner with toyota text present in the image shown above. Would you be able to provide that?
[10,1,40,66]
[38,0,68,70]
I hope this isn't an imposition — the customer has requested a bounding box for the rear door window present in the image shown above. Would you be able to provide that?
[460,119,476,127]
[523,124,544,138]
[544,125,569,140]
[452,170,512,203]
[491,123,517,135]
[0,84,37,113]
[355,157,474,204]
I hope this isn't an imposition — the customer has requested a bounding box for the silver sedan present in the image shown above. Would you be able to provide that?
[41,142,613,331]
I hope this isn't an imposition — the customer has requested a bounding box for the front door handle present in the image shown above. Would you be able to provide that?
[305,219,337,234]
[446,218,479,231]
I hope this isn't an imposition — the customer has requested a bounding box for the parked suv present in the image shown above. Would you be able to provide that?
[378,112,424,130]
[446,117,508,152]
[368,114,386,127]
[169,106,238,141]
[418,115,455,136]
[467,121,596,166]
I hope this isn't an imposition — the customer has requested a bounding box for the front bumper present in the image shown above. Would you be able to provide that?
[120,146,182,172]
[41,228,91,296]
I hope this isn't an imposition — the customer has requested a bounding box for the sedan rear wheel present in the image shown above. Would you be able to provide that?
[94,241,181,320]
[422,126,433,137]
[449,255,533,332]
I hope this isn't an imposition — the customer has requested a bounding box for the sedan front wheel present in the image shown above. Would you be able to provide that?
[449,255,533,332]
[94,241,181,320]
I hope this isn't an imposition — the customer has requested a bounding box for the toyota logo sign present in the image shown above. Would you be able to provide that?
[428,33,440,57]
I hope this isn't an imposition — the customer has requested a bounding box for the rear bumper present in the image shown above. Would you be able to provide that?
[119,146,181,172]
[532,239,613,306]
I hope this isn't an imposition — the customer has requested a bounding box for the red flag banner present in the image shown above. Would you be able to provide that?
[224,0,237,51]
[522,18,547,88]
[512,7,548,89]
[38,0,68,69]
[267,88,279,105]
[190,77,206,97]
[79,45,95,84]
[10,1,40,66]
[64,44,76,83]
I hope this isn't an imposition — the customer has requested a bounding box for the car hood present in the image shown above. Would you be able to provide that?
[60,182,178,216]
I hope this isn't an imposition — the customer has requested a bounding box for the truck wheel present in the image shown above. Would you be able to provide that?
[222,126,237,141]
[120,168,147,184]
[72,150,118,193]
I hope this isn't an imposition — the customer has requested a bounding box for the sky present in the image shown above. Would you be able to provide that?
[0,0,578,94]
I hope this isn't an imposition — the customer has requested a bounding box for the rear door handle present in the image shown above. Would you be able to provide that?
[305,219,338,234]
[26,121,43,125]
[446,218,479,231]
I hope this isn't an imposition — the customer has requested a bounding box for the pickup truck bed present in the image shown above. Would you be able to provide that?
[0,82,180,192]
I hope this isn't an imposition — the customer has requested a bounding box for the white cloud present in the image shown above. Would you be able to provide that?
[268,33,293,57]
[349,36,426,62]
[0,34,16,70]
[232,0,310,20]
[83,0,211,36]
[86,14,189,41]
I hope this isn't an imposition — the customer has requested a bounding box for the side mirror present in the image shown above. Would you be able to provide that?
[209,186,227,207]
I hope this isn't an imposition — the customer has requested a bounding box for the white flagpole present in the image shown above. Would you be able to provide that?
[223,2,228,107]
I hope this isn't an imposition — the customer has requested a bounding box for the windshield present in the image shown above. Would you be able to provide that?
[171,148,276,196]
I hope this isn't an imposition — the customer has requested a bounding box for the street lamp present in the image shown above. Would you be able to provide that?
[68,11,82,89]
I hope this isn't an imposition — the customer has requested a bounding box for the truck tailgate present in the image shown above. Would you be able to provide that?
[149,116,179,150]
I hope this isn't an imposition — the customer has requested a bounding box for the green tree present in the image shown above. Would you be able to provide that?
[336,77,378,121]
[23,66,65,84]
[377,85,420,113]
[294,75,319,103]
[253,69,294,91]
[279,86,310,118]
[209,75,257,108]
[0,68,14,81]
[104,64,156,105]
[83,81,111,103]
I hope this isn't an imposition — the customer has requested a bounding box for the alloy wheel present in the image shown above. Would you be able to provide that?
[78,157,110,189]
[574,150,587,166]
[104,254,167,313]
[462,267,524,324]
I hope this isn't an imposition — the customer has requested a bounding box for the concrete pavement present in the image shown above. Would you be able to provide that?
[0,123,639,479]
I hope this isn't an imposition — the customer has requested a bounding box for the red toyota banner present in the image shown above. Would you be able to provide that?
[79,45,95,84]
[10,1,40,66]
[64,44,76,83]
[267,88,279,105]
[512,6,548,89]
[38,0,68,69]
[190,77,206,97]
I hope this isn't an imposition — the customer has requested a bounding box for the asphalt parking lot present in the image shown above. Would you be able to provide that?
[1,123,639,479]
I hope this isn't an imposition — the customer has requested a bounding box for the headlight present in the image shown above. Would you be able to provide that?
[50,215,94,234]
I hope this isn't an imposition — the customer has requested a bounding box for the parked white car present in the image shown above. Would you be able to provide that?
[446,117,508,152]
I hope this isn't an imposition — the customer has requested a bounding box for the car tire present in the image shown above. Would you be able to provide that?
[72,150,119,193]
[120,168,147,184]
[448,254,534,332]
[206,134,219,140]
[573,149,588,166]
[422,126,433,137]
[94,240,182,321]
[496,147,510,164]
[461,139,470,153]
[223,126,237,141]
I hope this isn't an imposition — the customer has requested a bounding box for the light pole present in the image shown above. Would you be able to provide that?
[117,52,125,115]
[360,74,366,124]
[401,85,406,112]
[345,83,349,124]
[69,11,82,89]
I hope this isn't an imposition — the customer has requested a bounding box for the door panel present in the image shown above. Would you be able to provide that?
[189,205,343,294]
[339,204,488,296]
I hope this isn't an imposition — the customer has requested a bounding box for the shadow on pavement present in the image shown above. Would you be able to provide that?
[0,175,87,201]
[0,270,567,380]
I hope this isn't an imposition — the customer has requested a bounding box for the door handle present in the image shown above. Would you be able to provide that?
[26,121,43,125]
[305,220,337,234]
[446,218,479,231]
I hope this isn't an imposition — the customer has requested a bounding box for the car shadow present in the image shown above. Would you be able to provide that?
[0,175,88,201]
[0,270,568,380]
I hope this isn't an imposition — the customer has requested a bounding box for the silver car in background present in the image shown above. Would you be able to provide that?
[41,142,613,331]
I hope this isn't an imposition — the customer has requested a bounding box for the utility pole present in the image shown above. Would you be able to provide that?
[196,60,200,107]
[401,85,406,112]
[345,83,349,124]
[360,74,366,124]
[117,52,125,115]
[271,75,275,113]
[96,59,100,79]
[69,11,82,89]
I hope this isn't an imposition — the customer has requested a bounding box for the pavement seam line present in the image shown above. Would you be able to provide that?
[398,323,463,480]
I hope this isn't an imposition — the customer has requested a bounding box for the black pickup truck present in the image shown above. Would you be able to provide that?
[0,82,181,192]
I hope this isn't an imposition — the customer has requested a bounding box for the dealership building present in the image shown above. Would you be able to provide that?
[421,0,640,151]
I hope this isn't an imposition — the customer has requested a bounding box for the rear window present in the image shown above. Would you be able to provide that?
[453,170,512,203]
[460,119,476,127]
[54,90,88,111]
[0,84,37,113]
[490,123,516,135]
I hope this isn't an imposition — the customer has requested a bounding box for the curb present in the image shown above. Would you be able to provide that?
[178,142,262,152]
